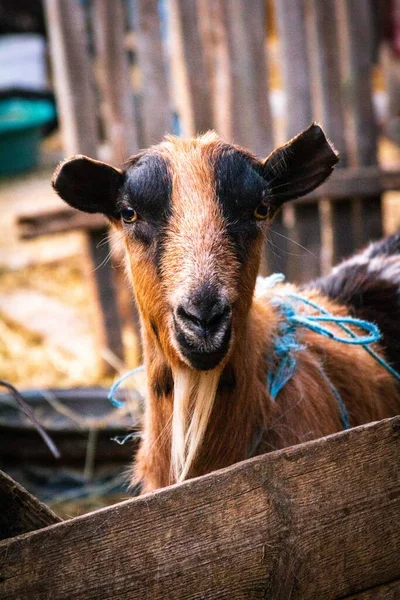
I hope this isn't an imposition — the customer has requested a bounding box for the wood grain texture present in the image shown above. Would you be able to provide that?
[0,470,60,541]
[86,229,124,363]
[275,0,319,282]
[173,0,214,133]
[0,417,398,600]
[17,207,107,239]
[223,0,273,156]
[344,579,400,599]
[94,0,139,164]
[135,0,171,145]
[43,0,98,157]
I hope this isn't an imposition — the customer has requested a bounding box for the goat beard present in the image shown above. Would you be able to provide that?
[171,365,222,483]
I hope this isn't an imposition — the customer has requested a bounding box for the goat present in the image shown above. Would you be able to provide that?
[53,124,400,493]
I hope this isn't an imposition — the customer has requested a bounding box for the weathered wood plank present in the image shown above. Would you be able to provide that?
[223,0,273,156]
[0,417,398,600]
[275,0,319,282]
[16,167,400,239]
[308,0,356,265]
[0,470,60,541]
[85,229,124,363]
[173,0,214,133]
[344,579,400,599]
[43,0,125,371]
[94,0,139,163]
[17,208,106,239]
[135,0,171,145]
[341,0,382,246]
[43,0,98,157]
[301,167,400,202]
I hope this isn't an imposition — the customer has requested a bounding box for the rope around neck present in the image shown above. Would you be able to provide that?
[109,274,400,437]
[265,273,400,430]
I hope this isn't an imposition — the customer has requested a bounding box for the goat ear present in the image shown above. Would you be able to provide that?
[52,156,124,216]
[261,123,338,207]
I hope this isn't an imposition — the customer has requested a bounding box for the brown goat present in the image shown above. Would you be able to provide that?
[53,125,400,493]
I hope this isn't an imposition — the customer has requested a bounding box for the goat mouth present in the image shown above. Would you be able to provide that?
[173,320,231,371]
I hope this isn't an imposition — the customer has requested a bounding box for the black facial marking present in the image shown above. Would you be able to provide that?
[152,365,174,398]
[214,148,268,263]
[118,154,172,259]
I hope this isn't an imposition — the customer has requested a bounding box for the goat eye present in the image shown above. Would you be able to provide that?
[121,207,137,223]
[254,202,269,220]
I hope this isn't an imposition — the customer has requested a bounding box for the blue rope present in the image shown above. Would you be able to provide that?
[264,273,400,430]
[109,274,400,438]
[108,365,145,408]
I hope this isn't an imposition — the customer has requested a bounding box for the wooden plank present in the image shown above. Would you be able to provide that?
[341,0,382,246]
[198,0,231,139]
[173,0,214,133]
[307,0,355,266]
[18,207,107,239]
[135,0,171,145]
[16,167,400,238]
[43,0,125,371]
[300,167,400,202]
[0,416,398,600]
[43,0,98,157]
[222,0,273,156]
[93,0,139,164]
[91,0,143,362]
[274,0,312,138]
[275,0,319,282]
[344,579,400,599]
[0,470,60,541]
[85,229,124,364]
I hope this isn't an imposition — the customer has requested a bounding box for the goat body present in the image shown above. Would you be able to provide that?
[53,126,400,493]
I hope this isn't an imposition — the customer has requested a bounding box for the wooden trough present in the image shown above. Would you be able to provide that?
[0,416,399,599]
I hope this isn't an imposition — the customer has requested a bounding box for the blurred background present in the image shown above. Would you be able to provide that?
[0,0,399,515]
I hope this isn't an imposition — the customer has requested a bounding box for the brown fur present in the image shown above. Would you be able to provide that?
[124,136,399,493]
[51,130,400,494]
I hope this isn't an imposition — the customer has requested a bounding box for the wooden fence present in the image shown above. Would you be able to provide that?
[0,416,399,599]
[18,0,400,369]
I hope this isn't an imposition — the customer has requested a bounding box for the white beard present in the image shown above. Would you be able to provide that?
[171,366,221,482]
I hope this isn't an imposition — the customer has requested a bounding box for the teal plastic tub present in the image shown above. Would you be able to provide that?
[0,98,56,176]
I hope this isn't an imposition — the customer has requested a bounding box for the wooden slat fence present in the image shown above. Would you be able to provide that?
[24,0,400,369]
[0,416,399,599]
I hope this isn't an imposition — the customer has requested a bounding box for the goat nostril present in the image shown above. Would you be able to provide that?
[207,304,230,327]
[177,305,204,328]
[177,301,230,332]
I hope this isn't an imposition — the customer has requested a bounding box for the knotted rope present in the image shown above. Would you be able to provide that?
[109,274,400,438]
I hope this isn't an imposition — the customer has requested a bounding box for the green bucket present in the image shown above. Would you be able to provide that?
[0,98,56,176]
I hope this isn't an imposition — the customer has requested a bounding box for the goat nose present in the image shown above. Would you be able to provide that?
[177,298,231,334]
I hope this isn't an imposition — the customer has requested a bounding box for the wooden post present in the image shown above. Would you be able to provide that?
[93,0,143,363]
[0,471,60,541]
[172,0,214,133]
[275,0,320,282]
[93,0,139,163]
[197,0,231,139]
[43,0,98,158]
[222,0,274,156]
[44,0,125,371]
[135,0,172,145]
[341,0,382,244]
[307,0,354,269]
[86,229,125,366]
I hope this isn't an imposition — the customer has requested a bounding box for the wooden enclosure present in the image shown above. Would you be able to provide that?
[0,416,399,599]
[18,0,400,368]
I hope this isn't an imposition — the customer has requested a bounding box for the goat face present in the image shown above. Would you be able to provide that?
[53,125,337,371]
